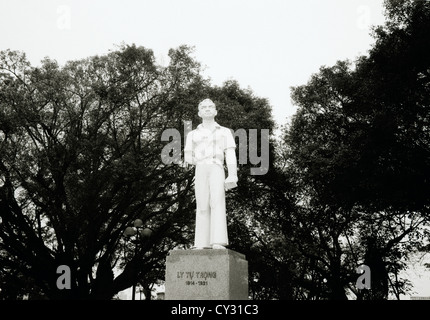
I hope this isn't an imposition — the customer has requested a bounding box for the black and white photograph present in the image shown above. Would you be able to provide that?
[0,0,429,316]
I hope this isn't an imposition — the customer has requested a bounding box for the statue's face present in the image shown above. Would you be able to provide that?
[198,101,217,119]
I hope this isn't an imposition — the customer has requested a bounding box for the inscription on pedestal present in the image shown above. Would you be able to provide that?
[165,249,248,300]
[177,271,217,287]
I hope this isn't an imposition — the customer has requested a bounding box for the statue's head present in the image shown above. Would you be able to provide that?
[198,98,217,119]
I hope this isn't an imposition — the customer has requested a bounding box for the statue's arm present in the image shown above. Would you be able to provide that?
[225,147,238,190]
[225,148,237,177]
[184,132,195,165]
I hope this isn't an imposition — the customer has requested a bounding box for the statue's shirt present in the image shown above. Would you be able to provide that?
[185,122,236,167]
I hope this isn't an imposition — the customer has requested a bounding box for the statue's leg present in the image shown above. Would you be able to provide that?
[194,164,211,248]
[208,164,228,247]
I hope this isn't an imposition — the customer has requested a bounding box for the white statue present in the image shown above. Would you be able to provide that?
[184,99,238,249]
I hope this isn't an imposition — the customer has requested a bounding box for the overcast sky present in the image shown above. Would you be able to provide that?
[0,0,387,128]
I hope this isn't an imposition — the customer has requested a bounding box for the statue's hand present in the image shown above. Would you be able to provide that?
[224,175,238,191]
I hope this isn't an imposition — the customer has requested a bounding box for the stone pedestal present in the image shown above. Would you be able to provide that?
[164,249,248,300]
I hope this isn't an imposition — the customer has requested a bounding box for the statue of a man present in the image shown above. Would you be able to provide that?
[184,98,238,249]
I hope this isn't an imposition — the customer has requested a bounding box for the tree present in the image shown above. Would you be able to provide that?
[0,44,279,299]
[0,44,204,299]
[282,0,430,299]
